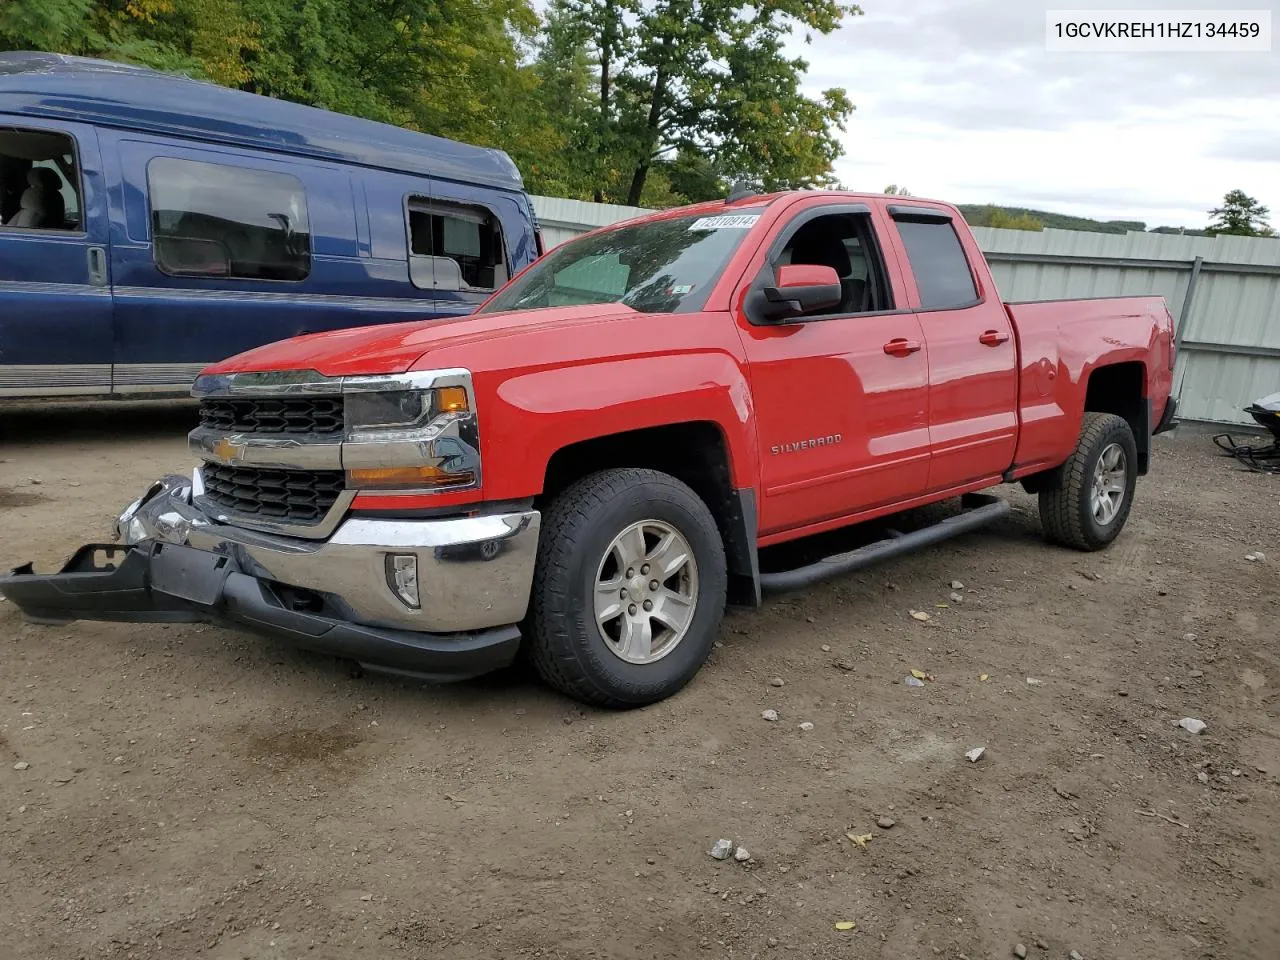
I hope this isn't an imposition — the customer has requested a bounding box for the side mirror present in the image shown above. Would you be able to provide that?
[759,264,842,321]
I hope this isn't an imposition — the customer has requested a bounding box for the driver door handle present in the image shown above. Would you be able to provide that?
[979,329,1010,346]
[883,338,921,357]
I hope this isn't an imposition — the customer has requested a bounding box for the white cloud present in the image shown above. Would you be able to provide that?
[786,0,1280,228]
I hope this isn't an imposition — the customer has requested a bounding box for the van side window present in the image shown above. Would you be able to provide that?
[0,127,82,231]
[147,157,311,281]
[406,197,507,292]
[895,219,978,310]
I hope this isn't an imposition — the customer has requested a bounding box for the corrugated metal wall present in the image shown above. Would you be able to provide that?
[528,195,1280,425]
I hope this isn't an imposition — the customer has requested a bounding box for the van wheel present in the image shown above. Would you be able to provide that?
[528,468,727,708]
[1038,412,1138,551]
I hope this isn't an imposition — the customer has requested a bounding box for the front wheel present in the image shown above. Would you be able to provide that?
[527,468,727,708]
[1038,412,1138,551]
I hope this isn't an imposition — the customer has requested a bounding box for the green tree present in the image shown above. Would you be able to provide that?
[987,208,1044,231]
[0,0,259,84]
[538,0,862,205]
[1206,189,1275,237]
[962,205,1043,232]
[882,184,910,195]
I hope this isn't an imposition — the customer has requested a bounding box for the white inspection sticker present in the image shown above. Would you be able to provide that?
[689,214,760,230]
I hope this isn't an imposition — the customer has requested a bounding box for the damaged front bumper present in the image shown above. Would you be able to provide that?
[0,474,541,681]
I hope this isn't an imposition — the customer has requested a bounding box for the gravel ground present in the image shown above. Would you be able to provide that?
[1,402,1278,960]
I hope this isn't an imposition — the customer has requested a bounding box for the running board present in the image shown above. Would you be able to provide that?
[758,493,1011,596]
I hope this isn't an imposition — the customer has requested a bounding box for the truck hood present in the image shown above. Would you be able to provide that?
[203,303,639,378]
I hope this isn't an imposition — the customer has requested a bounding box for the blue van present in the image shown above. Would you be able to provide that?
[0,51,542,400]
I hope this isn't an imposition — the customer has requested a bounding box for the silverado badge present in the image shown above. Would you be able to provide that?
[770,434,842,455]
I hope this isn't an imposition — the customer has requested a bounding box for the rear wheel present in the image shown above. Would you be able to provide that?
[527,468,727,708]
[1038,412,1138,550]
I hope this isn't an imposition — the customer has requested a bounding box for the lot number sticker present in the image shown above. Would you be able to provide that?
[689,214,760,230]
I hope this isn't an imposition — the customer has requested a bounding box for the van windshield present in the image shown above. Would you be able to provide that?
[479,208,765,315]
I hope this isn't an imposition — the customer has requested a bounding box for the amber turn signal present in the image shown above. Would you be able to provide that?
[348,464,475,487]
[435,386,469,413]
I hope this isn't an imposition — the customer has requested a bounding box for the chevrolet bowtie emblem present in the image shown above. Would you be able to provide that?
[212,436,244,461]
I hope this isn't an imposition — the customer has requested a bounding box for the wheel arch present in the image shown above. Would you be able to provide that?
[1082,360,1150,475]
[538,421,760,608]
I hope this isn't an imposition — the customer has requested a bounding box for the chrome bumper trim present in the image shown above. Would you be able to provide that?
[115,474,540,633]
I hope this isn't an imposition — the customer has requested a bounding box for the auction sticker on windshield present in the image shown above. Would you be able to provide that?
[689,215,760,230]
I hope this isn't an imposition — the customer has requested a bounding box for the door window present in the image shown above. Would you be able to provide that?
[769,212,894,317]
[0,127,82,231]
[894,219,978,310]
[146,156,311,281]
[406,198,507,292]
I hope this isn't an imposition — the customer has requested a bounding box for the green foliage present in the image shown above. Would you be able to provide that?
[535,0,863,205]
[984,207,1044,232]
[882,184,910,195]
[2,0,860,205]
[1206,189,1275,237]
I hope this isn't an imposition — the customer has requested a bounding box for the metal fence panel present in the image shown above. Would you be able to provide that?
[528,195,1280,425]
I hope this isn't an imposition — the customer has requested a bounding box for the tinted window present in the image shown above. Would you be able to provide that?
[480,209,764,315]
[0,127,82,231]
[407,199,507,292]
[896,219,977,310]
[147,157,310,281]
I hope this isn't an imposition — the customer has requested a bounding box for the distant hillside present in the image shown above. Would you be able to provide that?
[957,204,1147,234]
[1149,225,1210,237]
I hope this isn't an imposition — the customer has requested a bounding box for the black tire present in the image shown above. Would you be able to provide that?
[1038,412,1138,551]
[527,468,727,708]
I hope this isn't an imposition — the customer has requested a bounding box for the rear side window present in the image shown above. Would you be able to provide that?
[147,157,311,281]
[0,126,82,231]
[406,197,507,292]
[895,219,978,310]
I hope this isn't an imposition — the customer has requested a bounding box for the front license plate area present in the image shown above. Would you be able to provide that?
[149,543,233,606]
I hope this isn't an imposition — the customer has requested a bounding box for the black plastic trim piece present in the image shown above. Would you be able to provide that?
[887,204,953,223]
[723,487,761,609]
[1137,397,1152,475]
[1153,396,1179,435]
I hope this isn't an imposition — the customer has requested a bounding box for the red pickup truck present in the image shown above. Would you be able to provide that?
[1,189,1177,707]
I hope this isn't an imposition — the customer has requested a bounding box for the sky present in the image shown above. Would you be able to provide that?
[781,0,1280,229]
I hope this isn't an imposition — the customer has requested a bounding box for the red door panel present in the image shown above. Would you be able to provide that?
[880,207,1019,491]
[741,315,930,536]
[916,302,1018,490]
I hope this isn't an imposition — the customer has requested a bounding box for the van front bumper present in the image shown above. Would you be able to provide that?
[0,474,541,681]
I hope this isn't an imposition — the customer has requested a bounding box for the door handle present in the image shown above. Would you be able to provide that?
[979,329,1010,346]
[883,338,921,357]
[86,246,108,287]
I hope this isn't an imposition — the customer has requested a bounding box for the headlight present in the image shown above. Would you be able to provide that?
[342,372,480,491]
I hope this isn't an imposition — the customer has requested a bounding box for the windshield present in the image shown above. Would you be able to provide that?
[479,208,766,315]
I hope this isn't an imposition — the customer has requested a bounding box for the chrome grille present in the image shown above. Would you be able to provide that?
[200,463,345,523]
[197,396,344,436]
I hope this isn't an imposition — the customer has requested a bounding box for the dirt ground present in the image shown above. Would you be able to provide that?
[1,401,1278,960]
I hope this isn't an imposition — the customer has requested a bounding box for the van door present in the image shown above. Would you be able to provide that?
[102,134,366,395]
[0,118,112,398]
